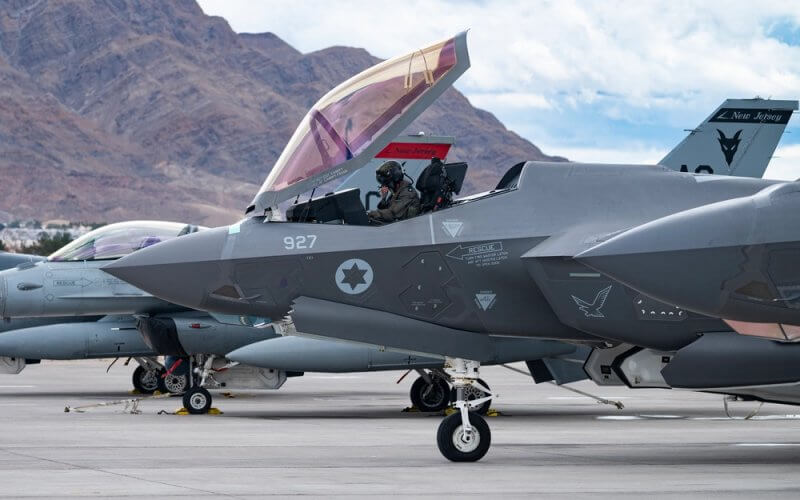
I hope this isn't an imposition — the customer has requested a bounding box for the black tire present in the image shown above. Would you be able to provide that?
[436,412,491,462]
[132,366,160,394]
[410,376,451,412]
[182,387,212,415]
[450,378,492,415]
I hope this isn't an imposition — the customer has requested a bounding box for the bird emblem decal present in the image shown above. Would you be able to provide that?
[571,285,613,318]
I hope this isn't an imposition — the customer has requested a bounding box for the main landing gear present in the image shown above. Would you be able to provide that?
[131,357,164,394]
[131,364,161,394]
[436,358,492,462]
[159,356,190,395]
[408,369,492,414]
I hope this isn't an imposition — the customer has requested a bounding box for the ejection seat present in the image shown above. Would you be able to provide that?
[415,157,468,213]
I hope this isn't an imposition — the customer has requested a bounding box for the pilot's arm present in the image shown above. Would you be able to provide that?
[368,184,420,222]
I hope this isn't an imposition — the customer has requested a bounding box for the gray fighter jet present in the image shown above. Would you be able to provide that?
[105,32,800,461]
[0,252,101,375]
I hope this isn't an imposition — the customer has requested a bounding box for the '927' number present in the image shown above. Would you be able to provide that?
[284,235,317,250]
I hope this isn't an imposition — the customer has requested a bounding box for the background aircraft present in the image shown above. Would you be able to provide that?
[104,33,800,462]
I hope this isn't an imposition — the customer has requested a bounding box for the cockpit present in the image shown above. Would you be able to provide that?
[48,221,201,262]
[244,32,519,226]
[247,33,470,215]
[284,158,469,225]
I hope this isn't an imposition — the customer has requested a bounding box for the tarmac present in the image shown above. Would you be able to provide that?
[1,360,800,498]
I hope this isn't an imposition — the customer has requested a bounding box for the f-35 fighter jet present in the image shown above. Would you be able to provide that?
[105,32,800,461]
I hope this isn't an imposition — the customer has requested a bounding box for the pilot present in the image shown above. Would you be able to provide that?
[368,160,421,224]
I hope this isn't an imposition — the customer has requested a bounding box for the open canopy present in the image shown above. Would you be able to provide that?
[249,32,470,213]
[49,221,199,262]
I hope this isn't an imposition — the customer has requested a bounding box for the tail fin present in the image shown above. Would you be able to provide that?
[659,98,798,178]
[336,134,454,210]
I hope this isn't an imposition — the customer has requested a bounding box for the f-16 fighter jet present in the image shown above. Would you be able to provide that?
[105,33,800,461]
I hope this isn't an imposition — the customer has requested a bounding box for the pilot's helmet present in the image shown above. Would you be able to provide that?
[376,160,403,187]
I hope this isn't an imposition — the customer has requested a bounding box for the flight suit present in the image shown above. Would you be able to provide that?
[368,180,421,223]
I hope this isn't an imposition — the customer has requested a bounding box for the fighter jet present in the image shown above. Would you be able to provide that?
[105,34,800,461]
[105,33,800,461]
[0,252,101,376]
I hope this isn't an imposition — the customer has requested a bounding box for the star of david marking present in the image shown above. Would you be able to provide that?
[335,258,374,295]
[340,262,367,291]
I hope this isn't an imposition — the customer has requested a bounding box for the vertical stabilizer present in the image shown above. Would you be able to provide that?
[660,98,797,178]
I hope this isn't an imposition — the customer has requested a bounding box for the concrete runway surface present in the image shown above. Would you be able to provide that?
[0,360,799,498]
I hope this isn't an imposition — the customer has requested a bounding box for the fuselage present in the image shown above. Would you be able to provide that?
[107,162,784,352]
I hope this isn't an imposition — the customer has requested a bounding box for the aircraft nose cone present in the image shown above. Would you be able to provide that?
[103,226,229,311]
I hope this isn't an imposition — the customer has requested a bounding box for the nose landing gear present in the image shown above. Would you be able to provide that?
[183,386,212,414]
[436,358,492,462]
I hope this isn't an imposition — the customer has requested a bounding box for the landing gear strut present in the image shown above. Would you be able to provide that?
[181,355,236,414]
[436,358,492,462]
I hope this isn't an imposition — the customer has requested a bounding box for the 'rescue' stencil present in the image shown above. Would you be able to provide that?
[447,241,508,268]
[335,258,374,295]
[571,285,612,318]
[441,220,464,238]
[474,291,497,311]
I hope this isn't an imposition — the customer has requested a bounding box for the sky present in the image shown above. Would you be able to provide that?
[198,0,800,179]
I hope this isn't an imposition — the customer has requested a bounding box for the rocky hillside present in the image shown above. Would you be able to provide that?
[0,0,562,226]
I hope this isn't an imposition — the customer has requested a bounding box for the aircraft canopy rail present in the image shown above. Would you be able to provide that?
[49,221,199,262]
[249,32,470,214]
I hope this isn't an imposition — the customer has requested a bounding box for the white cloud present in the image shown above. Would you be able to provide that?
[764,144,800,180]
[198,1,800,159]
[467,92,552,110]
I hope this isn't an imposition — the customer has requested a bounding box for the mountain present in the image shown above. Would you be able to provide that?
[0,0,562,226]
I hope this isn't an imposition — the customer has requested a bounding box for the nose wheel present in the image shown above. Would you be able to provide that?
[436,358,493,462]
[183,386,212,414]
[437,411,491,462]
